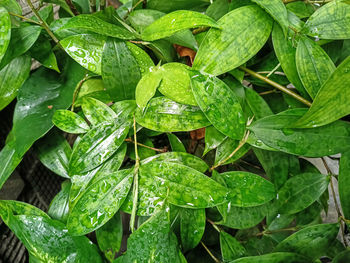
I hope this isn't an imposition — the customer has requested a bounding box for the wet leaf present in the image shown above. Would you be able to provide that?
[102,38,142,101]
[180,208,206,251]
[35,131,72,178]
[294,56,350,128]
[135,97,210,132]
[48,181,70,223]
[191,71,246,140]
[110,100,137,123]
[68,122,129,175]
[74,78,112,106]
[339,150,350,219]
[61,34,106,75]
[193,5,273,76]
[245,87,273,120]
[333,250,350,263]
[141,10,219,41]
[167,133,186,152]
[81,97,117,126]
[214,137,250,166]
[126,42,155,75]
[220,231,246,261]
[52,109,90,134]
[275,223,339,260]
[59,15,136,39]
[303,0,350,40]
[0,55,31,110]
[0,6,11,63]
[146,0,209,13]
[277,173,329,214]
[230,252,309,263]
[296,36,335,98]
[96,213,123,263]
[67,169,133,235]
[204,126,226,155]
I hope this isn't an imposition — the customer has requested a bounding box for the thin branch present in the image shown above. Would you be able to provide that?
[9,12,41,25]
[207,219,221,233]
[201,242,221,263]
[239,66,312,107]
[65,0,79,15]
[256,227,299,236]
[259,89,279,96]
[125,138,168,153]
[266,63,281,78]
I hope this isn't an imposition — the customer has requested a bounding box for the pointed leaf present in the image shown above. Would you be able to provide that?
[126,42,154,75]
[167,133,186,152]
[0,7,11,63]
[230,252,309,263]
[215,137,250,165]
[220,231,246,261]
[141,10,219,41]
[193,5,273,76]
[52,109,90,134]
[339,150,350,219]
[48,181,70,223]
[204,126,226,155]
[180,208,206,251]
[81,97,117,126]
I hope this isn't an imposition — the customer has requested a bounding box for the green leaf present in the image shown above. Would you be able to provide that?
[122,161,228,216]
[102,38,142,101]
[193,5,273,76]
[275,223,339,260]
[220,231,246,261]
[141,10,219,41]
[35,131,72,178]
[110,100,137,123]
[272,23,307,98]
[245,87,273,120]
[230,252,309,263]
[142,152,209,173]
[81,97,117,126]
[251,0,290,30]
[158,63,197,106]
[333,250,350,263]
[191,71,246,140]
[296,36,335,99]
[67,169,133,235]
[0,54,31,110]
[215,137,250,165]
[294,56,350,128]
[3,214,103,262]
[339,150,350,219]
[135,65,162,111]
[122,207,182,263]
[213,171,275,207]
[74,78,112,106]
[135,96,210,132]
[0,7,11,64]
[286,2,314,19]
[96,213,123,263]
[0,25,41,69]
[204,126,226,155]
[249,109,350,157]
[68,122,129,175]
[59,15,136,39]
[277,173,329,214]
[180,208,206,251]
[146,0,209,13]
[61,34,106,75]
[0,142,22,190]
[126,42,154,75]
[0,0,22,27]
[167,133,186,152]
[48,181,70,223]
[303,0,350,40]
[52,109,90,134]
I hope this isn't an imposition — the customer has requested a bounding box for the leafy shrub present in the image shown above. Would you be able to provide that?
[1,0,350,262]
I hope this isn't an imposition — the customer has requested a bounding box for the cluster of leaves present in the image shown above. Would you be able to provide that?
[1,0,350,262]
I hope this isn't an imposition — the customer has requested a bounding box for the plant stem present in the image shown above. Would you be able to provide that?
[259,89,279,96]
[124,0,143,19]
[9,12,41,25]
[207,219,221,233]
[201,242,221,263]
[130,114,140,233]
[239,66,312,107]
[65,0,79,15]
[266,63,281,78]
[89,0,96,12]
[125,138,167,153]
[25,0,62,48]
[256,227,299,236]
[71,74,90,111]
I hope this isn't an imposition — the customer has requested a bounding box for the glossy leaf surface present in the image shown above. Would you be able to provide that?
[180,208,206,251]
[0,6,10,63]
[251,0,289,29]
[339,150,350,219]
[231,252,309,263]
[52,109,90,134]
[48,181,70,223]
[167,133,186,152]
[193,5,273,76]
[204,126,226,155]
[220,231,246,261]
[81,97,117,126]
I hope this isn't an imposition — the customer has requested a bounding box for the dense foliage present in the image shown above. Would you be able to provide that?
[1,0,350,262]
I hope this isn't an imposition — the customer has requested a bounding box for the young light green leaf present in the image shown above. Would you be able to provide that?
[61,34,106,75]
[193,5,273,76]
[96,213,123,263]
[180,208,206,251]
[158,63,197,106]
[74,78,112,106]
[250,108,350,157]
[167,133,186,152]
[135,97,210,132]
[0,55,31,110]
[303,0,350,40]
[52,110,90,134]
[0,7,11,63]
[48,181,70,223]
[213,171,275,207]
[59,15,136,39]
[296,36,335,99]
[191,71,246,140]
[102,38,142,101]
[141,10,219,41]
[294,56,350,128]
[275,223,339,260]
[220,231,246,261]
[110,100,137,123]
[215,137,250,166]
[204,126,226,155]
[67,169,133,235]
[35,131,72,178]
[230,252,309,263]
[126,42,154,76]
[277,173,329,215]
[68,122,129,175]
[286,2,314,19]
[135,65,162,111]
[81,97,117,126]
[339,151,350,219]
